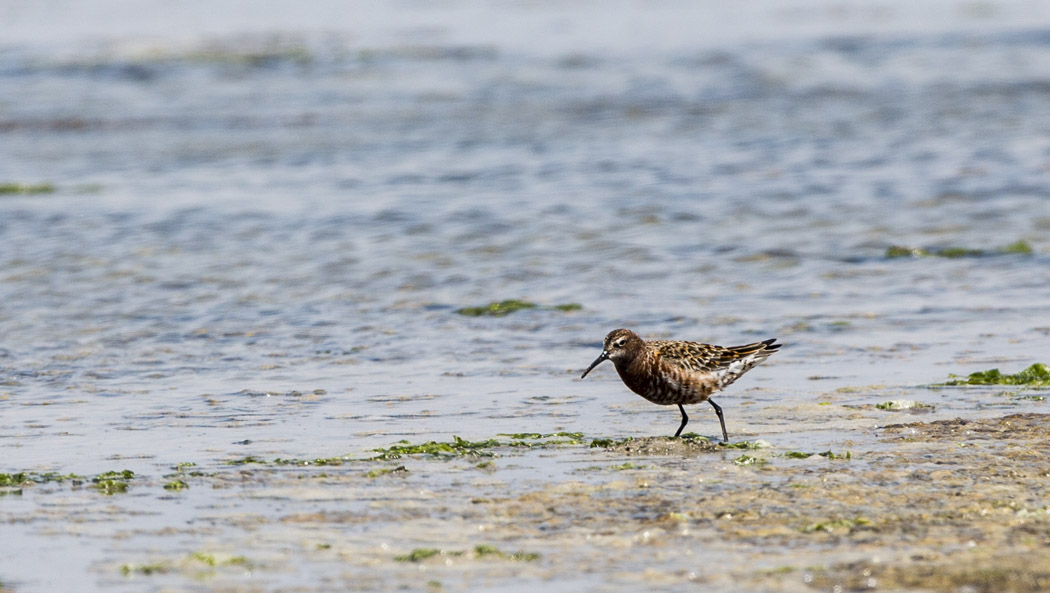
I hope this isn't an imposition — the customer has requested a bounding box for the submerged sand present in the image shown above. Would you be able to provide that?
[6,412,1050,592]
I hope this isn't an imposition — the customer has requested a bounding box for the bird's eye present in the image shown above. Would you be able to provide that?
[614,338,626,348]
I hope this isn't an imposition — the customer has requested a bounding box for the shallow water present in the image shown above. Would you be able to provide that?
[3,1,1050,592]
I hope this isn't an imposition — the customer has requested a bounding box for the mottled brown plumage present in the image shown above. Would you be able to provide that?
[581,328,781,441]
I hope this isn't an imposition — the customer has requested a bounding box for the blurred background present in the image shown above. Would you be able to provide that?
[2,0,1050,465]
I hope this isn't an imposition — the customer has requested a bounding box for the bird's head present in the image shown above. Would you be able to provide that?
[581,328,641,378]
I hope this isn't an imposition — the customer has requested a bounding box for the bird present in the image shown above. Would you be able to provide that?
[580,328,780,442]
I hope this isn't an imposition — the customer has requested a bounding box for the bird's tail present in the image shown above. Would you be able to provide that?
[712,338,781,389]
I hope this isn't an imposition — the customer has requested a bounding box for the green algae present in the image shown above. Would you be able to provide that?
[395,546,538,563]
[456,299,537,316]
[0,471,83,486]
[733,454,767,466]
[802,516,873,533]
[609,462,648,470]
[221,433,582,468]
[272,455,352,466]
[93,470,134,495]
[499,431,583,440]
[225,455,268,465]
[395,548,444,562]
[372,436,501,460]
[782,450,850,460]
[581,461,648,471]
[455,299,582,317]
[0,182,56,195]
[121,552,252,577]
[473,545,540,561]
[161,462,210,490]
[165,461,207,478]
[940,363,1050,387]
[365,465,408,478]
[552,303,583,312]
[502,431,584,447]
[120,562,170,576]
[589,434,715,455]
[1000,240,1035,254]
[876,399,933,411]
[589,437,633,448]
[189,552,251,568]
[886,240,1034,259]
[164,479,189,491]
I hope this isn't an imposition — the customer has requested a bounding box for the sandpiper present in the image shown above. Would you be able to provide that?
[581,328,780,442]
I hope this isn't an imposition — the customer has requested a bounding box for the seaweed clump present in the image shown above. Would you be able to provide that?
[371,436,501,460]
[0,182,55,195]
[940,363,1050,387]
[456,300,537,316]
[455,300,582,317]
[886,240,1033,259]
[93,470,135,495]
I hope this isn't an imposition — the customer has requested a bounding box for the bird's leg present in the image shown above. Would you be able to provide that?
[674,404,688,437]
[708,399,728,443]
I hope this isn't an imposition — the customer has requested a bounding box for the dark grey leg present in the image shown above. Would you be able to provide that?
[709,399,728,442]
[674,404,689,437]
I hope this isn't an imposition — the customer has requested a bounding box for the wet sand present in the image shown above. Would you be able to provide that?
[5,403,1050,592]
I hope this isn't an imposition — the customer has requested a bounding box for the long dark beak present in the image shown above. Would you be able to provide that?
[581,351,609,379]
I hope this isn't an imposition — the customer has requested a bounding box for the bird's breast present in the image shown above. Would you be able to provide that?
[614,357,715,406]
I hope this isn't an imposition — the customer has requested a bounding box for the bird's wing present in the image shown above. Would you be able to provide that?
[653,339,780,385]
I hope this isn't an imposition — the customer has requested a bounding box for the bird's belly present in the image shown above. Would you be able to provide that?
[617,365,714,406]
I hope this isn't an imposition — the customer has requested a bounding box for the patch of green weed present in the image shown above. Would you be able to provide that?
[273,456,351,466]
[0,182,55,195]
[1000,240,1034,255]
[190,551,251,568]
[456,299,582,316]
[503,431,584,447]
[225,455,267,465]
[395,548,444,562]
[473,545,540,561]
[552,303,583,312]
[120,562,170,576]
[802,516,873,533]
[887,240,1034,259]
[940,363,1050,387]
[365,465,408,478]
[589,437,634,448]
[876,400,933,411]
[0,472,83,487]
[456,299,537,316]
[372,436,500,460]
[93,470,134,495]
[782,450,849,460]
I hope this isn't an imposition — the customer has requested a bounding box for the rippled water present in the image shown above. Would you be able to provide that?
[3,2,1050,591]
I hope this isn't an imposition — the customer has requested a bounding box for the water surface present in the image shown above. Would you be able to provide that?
[2,2,1050,591]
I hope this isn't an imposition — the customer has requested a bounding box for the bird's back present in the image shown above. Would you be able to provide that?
[652,338,780,390]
